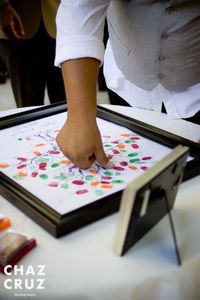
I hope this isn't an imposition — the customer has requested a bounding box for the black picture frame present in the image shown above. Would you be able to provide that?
[113,145,189,265]
[0,102,200,237]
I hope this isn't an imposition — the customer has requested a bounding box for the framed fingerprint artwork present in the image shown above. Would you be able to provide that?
[1,103,199,237]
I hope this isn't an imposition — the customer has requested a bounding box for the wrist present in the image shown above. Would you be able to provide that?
[67,95,97,119]
[67,106,97,124]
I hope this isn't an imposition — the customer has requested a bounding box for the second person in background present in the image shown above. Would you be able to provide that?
[0,0,66,107]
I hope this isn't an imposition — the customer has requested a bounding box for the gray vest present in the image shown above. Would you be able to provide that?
[107,0,200,91]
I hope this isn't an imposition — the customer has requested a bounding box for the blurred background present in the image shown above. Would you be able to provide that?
[0,77,110,111]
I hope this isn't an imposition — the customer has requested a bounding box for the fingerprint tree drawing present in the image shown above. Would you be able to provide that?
[0,114,170,214]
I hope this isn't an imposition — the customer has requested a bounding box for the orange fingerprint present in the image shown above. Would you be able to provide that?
[121,133,130,137]
[33,150,42,156]
[18,172,27,177]
[91,181,99,186]
[35,143,45,147]
[0,163,9,168]
[60,159,70,165]
[129,165,137,171]
[117,143,125,149]
[101,184,113,189]
[88,169,97,174]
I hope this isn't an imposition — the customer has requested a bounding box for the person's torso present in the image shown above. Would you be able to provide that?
[107,0,200,91]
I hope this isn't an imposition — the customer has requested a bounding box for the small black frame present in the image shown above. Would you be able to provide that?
[113,145,189,264]
[0,102,200,237]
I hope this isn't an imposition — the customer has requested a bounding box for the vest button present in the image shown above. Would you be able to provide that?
[158,55,166,61]
[157,73,165,79]
[161,33,169,39]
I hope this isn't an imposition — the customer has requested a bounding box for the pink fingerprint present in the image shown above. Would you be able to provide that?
[142,156,152,160]
[76,189,88,195]
[50,150,60,154]
[17,157,28,162]
[131,144,139,149]
[113,166,124,171]
[120,161,128,166]
[48,182,58,187]
[17,164,26,169]
[113,149,120,154]
[31,172,38,177]
[141,166,148,171]
[39,162,47,170]
[72,180,84,185]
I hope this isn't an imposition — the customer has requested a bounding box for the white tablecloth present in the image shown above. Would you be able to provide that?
[0,105,200,300]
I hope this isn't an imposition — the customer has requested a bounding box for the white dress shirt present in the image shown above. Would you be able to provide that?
[55,0,200,120]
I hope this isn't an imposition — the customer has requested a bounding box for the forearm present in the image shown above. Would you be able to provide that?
[55,1,111,168]
[61,57,100,122]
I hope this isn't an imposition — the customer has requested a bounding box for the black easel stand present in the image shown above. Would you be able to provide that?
[163,190,181,266]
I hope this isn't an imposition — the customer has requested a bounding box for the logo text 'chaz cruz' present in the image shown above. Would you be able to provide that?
[4,265,46,290]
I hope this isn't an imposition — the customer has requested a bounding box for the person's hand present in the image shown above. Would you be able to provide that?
[56,117,114,169]
[0,3,25,39]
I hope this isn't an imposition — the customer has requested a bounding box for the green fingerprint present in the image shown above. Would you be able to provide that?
[37,157,49,163]
[85,175,94,180]
[129,158,140,163]
[51,163,60,168]
[55,173,68,180]
[112,180,124,184]
[115,172,121,176]
[104,171,113,176]
[128,152,139,157]
[95,190,104,196]
[125,139,133,144]
[61,183,69,189]
[13,174,22,180]
[39,174,48,179]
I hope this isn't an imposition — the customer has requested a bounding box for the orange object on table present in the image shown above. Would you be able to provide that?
[0,215,12,231]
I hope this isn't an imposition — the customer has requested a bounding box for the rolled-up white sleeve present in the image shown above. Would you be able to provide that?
[55,0,110,67]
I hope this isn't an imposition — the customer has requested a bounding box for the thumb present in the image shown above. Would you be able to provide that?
[95,147,114,169]
[13,14,26,38]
